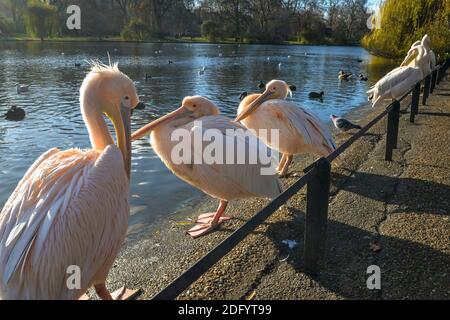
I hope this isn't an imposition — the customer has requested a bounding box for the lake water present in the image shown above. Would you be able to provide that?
[0,41,396,236]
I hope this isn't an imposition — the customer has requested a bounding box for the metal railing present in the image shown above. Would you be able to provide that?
[152,59,450,300]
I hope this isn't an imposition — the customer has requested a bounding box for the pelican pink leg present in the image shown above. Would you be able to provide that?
[187,200,231,238]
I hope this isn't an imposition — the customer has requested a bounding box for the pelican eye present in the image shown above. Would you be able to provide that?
[125,96,130,100]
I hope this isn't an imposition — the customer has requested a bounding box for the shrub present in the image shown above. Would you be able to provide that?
[121,19,150,41]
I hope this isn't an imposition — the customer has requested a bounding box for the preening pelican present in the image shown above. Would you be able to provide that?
[421,35,436,70]
[235,80,336,177]
[368,45,428,108]
[0,63,140,300]
[132,96,283,238]
[402,35,433,74]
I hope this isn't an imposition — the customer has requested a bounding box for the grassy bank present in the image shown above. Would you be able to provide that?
[0,34,357,47]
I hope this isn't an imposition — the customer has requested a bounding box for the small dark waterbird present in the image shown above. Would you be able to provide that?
[75,63,82,67]
[145,73,152,80]
[338,71,353,81]
[359,74,368,81]
[4,106,26,121]
[239,92,248,101]
[258,81,266,90]
[309,91,324,100]
[331,115,362,132]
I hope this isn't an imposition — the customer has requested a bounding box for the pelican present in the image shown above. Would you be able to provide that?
[132,96,283,238]
[402,35,433,74]
[0,63,140,300]
[368,44,428,108]
[235,80,336,177]
[421,35,436,70]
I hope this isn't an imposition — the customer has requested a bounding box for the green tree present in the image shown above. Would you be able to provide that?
[362,0,450,59]
[121,18,150,40]
[24,0,58,40]
[201,20,223,41]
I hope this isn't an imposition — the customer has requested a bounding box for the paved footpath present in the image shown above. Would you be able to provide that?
[178,76,450,300]
[105,75,449,300]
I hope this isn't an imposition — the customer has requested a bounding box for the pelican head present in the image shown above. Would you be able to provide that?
[235,80,292,122]
[401,44,426,69]
[422,34,431,48]
[80,62,139,178]
[131,96,220,140]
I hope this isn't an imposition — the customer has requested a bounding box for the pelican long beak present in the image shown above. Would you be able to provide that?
[108,103,132,179]
[132,106,191,141]
[235,90,273,122]
[401,49,419,67]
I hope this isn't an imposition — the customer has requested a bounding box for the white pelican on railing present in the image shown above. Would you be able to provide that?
[368,44,429,108]
[132,96,282,238]
[0,63,140,300]
[402,35,435,73]
[235,80,336,177]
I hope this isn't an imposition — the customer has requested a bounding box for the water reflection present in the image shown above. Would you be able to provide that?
[0,41,396,234]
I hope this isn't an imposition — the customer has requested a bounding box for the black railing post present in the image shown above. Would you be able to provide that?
[410,82,421,123]
[430,69,437,93]
[422,75,431,105]
[304,158,331,275]
[385,102,400,161]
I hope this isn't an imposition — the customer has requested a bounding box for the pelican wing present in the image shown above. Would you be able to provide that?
[263,100,336,156]
[369,66,422,105]
[0,145,128,299]
[181,116,283,200]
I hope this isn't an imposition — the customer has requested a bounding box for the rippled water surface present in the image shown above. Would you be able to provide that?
[0,41,396,235]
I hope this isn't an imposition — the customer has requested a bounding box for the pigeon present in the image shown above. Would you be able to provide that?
[4,106,26,121]
[331,115,362,132]
[16,84,31,94]
[309,91,324,99]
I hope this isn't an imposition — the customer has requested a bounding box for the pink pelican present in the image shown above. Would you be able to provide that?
[132,96,283,238]
[368,44,429,108]
[235,80,336,177]
[0,63,140,300]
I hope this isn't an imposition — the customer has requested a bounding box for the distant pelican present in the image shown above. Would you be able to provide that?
[236,80,336,177]
[369,45,428,108]
[0,63,140,300]
[131,96,282,238]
